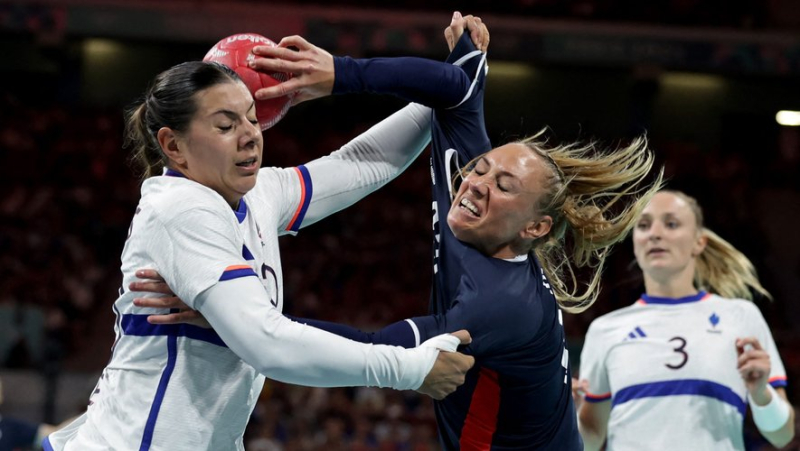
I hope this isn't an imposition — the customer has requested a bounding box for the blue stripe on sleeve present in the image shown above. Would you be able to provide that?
[770,378,788,388]
[287,165,313,232]
[219,267,257,281]
[585,392,612,403]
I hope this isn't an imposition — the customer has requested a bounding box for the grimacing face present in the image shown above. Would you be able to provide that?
[446,143,553,259]
[164,81,263,207]
[633,191,707,280]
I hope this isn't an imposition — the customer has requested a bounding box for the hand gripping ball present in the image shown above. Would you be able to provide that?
[204,33,293,130]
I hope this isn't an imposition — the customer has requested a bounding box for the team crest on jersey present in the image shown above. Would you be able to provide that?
[707,312,722,333]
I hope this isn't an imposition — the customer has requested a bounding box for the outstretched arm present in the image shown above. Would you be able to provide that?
[292,102,431,230]
[131,270,422,349]
[133,268,479,354]
[285,315,419,348]
[262,17,489,231]
[331,55,472,109]
[129,269,473,399]
[251,14,488,108]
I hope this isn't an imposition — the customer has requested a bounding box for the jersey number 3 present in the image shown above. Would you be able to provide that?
[665,336,688,370]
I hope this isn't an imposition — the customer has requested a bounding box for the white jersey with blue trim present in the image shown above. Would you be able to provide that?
[579,292,787,451]
[45,102,435,451]
[46,166,309,451]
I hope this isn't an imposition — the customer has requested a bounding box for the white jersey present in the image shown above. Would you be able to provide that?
[46,104,436,451]
[579,292,787,451]
[46,169,306,451]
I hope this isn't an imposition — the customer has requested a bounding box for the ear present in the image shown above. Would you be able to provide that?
[157,127,186,166]
[521,215,553,241]
[692,231,708,258]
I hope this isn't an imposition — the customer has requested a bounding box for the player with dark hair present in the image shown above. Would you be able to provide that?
[137,14,663,449]
[43,46,474,451]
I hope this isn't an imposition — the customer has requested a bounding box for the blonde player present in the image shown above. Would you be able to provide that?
[43,59,475,451]
[576,190,795,450]
[135,17,666,449]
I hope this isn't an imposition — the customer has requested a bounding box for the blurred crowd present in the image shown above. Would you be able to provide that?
[0,69,799,449]
[243,384,441,450]
[0,92,138,372]
[289,0,796,30]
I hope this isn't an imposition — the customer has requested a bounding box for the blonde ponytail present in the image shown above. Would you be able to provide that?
[696,228,771,301]
[521,132,664,313]
[663,190,771,301]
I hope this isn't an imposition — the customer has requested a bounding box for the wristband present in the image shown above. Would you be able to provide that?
[420,333,461,352]
[749,384,791,432]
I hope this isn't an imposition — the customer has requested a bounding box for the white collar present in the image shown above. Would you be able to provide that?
[502,254,528,263]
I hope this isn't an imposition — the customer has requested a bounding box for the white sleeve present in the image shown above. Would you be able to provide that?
[579,320,613,403]
[195,277,440,389]
[299,103,431,228]
[744,303,788,388]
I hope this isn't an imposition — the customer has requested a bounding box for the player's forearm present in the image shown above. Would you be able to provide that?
[578,402,610,451]
[195,278,432,389]
[578,423,605,451]
[333,56,471,109]
[300,103,430,227]
[760,415,795,449]
[286,315,418,348]
[754,387,795,448]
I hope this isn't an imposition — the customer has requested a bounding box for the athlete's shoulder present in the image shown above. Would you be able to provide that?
[704,293,760,315]
[705,293,751,306]
[255,165,288,183]
[248,165,299,203]
[705,295,771,332]
[140,176,232,224]
[587,303,644,335]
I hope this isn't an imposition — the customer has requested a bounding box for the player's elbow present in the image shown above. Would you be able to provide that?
[771,423,795,449]
[578,405,609,451]
[769,434,792,449]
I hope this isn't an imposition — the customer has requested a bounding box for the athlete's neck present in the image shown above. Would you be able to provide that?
[643,275,698,299]
[641,257,701,299]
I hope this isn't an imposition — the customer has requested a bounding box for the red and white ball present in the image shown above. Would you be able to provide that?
[203,33,293,130]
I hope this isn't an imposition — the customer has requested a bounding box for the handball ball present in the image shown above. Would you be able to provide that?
[203,33,293,130]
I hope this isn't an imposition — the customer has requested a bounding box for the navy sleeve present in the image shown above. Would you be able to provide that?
[410,309,488,359]
[0,416,38,450]
[333,56,471,109]
[284,314,417,348]
[409,296,479,355]
[413,273,544,361]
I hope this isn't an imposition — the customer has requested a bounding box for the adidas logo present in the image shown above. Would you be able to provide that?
[623,326,647,341]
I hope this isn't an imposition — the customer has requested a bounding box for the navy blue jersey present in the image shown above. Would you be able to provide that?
[421,37,580,451]
[327,34,581,450]
[0,414,38,451]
